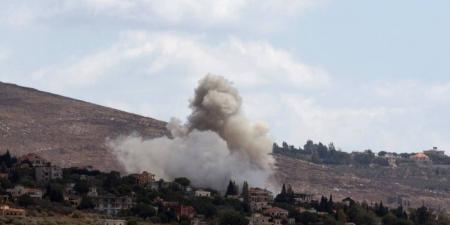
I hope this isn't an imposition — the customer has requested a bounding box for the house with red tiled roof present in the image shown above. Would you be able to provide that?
[173,205,196,220]
[263,207,289,218]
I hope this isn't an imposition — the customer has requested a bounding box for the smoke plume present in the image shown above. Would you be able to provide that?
[110,74,275,191]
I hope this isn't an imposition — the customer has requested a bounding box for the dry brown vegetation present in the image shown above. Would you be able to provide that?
[275,154,450,212]
[0,82,168,171]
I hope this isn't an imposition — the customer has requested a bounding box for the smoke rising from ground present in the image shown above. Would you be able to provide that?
[110,74,275,191]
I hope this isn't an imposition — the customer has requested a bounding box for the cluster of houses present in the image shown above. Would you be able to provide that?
[0,153,63,218]
[381,147,446,167]
[246,188,316,225]
[0,153,338,225]
[0,153,137,217]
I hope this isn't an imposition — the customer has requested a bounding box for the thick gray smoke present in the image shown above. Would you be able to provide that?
[110,74,275,191]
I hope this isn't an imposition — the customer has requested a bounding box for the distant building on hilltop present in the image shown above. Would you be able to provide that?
[423,147,446,156]
[380,153,400,167]
[410,152,431,161]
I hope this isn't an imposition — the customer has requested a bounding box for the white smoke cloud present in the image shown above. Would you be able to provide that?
[110,74,275,191]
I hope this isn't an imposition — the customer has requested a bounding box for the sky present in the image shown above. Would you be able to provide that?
[0,0,450,153]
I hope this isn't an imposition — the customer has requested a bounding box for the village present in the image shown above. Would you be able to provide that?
[0,151,446,225]
[0,151,311,225]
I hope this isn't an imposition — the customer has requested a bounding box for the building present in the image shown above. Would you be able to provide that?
[273,218,283,225]
[6,185,43,199]
[287,218,295,224]
[292,193,314,204]
[410,152,431,161]
[65,195,81,208]
[383,153,399,167]
[248,213,272,225]
[35,165,63,183]
[249,188,273,212]
[297,207,317,214]
[87,187,98,197]
[131,171,155,186]
[93,194,134,215]
[64,183,76,195]
[102,219,127,225]
[173,205,196,220]
[263,207,289,219]
[147,181,160,191]
[18,153,48,168]
[0,173,8,179]
[424,147,446,156]
[0,205,25,217]
[194,190,211,198]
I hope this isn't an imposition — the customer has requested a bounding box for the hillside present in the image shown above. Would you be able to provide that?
[275,154,450,211]
[3,81,450,211]
[0,82,168,171]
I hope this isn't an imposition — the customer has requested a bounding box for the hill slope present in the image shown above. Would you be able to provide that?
[275,154,450,211]
[3,81,450,211]
[0,82,168,171]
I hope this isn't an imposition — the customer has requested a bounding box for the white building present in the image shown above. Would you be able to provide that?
[6,186,43,199]
[263,207,289,219]
[194,190,211,198]
[87,187,98,197]
[94,194,134,215]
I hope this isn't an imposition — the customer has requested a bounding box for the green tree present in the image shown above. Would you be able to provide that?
[336,209,347,224]
[225,180,238,197]
[375,201,389,217]
[131,203,156,219]
[192,199,217,218]
[411,206,434,225]
[437,213,450,225]
[275,184,285,202]
[17,194,33,207]
[296,212,319,225]
[47,183,64,202]
[127,220,138,225]
[103,171,121,194]
[323,214,337,225]
[174,177,191,187]
[382,213,397,225]
[74,181,89,195]
[78,196,95,209]
[394,205,408,219]
[241,181,250,212]
[218,210,248,225]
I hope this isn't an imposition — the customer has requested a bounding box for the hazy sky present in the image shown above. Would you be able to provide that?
[1,0,449,153]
